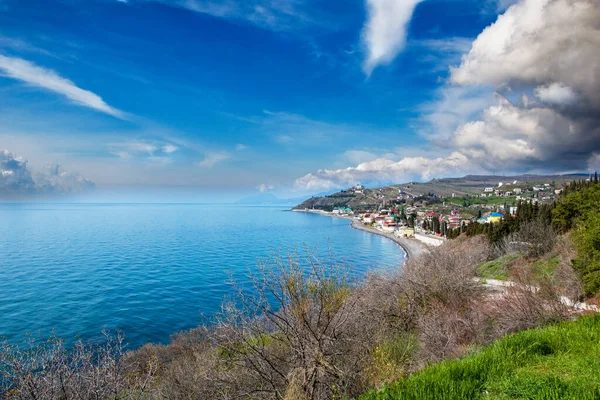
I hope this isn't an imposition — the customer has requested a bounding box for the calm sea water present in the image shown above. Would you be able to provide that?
[0,204,404,349]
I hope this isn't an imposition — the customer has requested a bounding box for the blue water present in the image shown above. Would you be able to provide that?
[0,204,404,349]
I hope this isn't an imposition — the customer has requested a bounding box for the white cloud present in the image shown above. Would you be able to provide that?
[0,149,94,198]
[588,153,600,170]
[451,0,600,107]
[196,151,231,168]
[362,0,422,75]
[162,144,179,154]
[257,183,274,192]
[150,0,312,31]
[534,82,578,105]
[295,152,470,191]
[109,141,178,158]
[418,85,495,140]
[296,0,600,191]
[0,54,126,119]
[235,143,248,151]
[452,95,599,169]
[0,149,36,195]
[34,163,95,195]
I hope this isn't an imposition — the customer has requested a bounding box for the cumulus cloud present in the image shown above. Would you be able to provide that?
[294,152,470,191]
[453,94,600,170]
[0,149,36,195]
[589,153,600,170]
[534,83,578,105]
[0,55,126,119]
[448,0,600,168]
[450,0,600,108]
[0,150,94,198]
[257,183,274,192]
[362,0,422,75]
[296,0,600,191]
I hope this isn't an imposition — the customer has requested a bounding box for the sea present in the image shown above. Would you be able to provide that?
[0,203,405,349]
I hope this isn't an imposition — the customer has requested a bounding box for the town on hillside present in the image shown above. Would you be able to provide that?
[294,174,596,245]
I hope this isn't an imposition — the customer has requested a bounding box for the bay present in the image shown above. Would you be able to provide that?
[0,204,404,348]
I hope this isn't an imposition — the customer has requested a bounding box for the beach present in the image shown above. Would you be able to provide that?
[292,209,430,260]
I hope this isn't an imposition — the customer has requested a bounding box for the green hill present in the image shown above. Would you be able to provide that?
[293,174,585,211]
[360,315,600,400]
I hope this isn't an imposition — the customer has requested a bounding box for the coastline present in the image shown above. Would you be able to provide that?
[292,209,429,260]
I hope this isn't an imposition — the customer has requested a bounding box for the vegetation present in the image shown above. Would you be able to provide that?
[361,315,600,400]
[553,182,600,295]
[2,177,598,398]
[477,253,520,281]
[2,232,579,399]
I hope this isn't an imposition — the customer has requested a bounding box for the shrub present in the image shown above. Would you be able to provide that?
[0,332,156,400]
[572,209,600,296]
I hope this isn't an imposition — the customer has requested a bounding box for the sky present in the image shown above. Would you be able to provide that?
[0,0,598,202]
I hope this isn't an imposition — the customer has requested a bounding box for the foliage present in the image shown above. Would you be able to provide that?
[552,180,600,232]
[552,183,600,295]
[572,209,600,296]
[477,254,520,281]
[361,315,600,400]
[0,237,583,399]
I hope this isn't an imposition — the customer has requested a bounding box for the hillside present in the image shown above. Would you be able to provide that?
[293,174,585,211]
[361,315,600,400]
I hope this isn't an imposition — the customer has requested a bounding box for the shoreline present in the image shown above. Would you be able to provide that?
[292,209,429,260]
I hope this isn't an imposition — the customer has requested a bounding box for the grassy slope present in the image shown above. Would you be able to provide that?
[360,315,600,400]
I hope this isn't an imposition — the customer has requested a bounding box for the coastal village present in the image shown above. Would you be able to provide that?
[294,174,588,246]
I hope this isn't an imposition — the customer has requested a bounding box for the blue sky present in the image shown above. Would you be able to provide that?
[0,0,598,201]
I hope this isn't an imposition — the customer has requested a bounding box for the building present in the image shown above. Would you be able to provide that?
[484,187,494,193]
[488,212,504,223]
[396,226,415,238]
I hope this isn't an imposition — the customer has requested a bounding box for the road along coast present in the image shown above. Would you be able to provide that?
[292,209,430,261]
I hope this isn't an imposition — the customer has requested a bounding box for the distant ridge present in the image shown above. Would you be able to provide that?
[293,173,587,210]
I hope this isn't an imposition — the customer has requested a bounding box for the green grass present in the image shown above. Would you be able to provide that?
[477,253,521,280]
[360,315,600,400]
[531,257,561,282]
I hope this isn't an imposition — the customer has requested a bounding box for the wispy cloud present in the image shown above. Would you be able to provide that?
[109,140,178,158]
[0,54,126,119]
[362,0,423,75]
[196,151,231,168]
[148,0,313,31]
[0,35,54,56]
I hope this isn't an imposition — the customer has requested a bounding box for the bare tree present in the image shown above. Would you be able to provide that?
[0,331,156,400]
[207,251,378,400]
[497,219,558,259]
